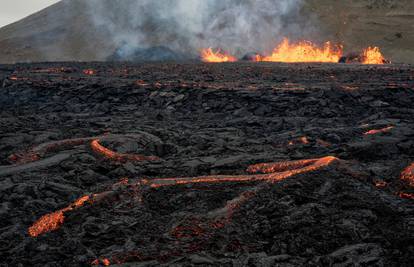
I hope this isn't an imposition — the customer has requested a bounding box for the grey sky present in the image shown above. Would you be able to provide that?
[0,0,60,27]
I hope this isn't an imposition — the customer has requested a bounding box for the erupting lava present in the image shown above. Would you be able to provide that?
[257,38,343,63]
[201,38,387,64]
[361,47,386,64]
[201,48,237,63]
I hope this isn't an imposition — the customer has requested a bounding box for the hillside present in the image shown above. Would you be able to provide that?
[0,0,413,63]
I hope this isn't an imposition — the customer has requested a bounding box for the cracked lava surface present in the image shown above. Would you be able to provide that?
[0,62,413,266]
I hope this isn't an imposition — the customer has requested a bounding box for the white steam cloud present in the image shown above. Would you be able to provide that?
[86,0,310,59]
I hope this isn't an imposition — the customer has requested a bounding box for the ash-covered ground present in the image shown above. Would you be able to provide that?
[0,62,413,266]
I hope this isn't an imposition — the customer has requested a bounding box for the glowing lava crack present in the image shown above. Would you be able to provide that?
[1,133,161,177]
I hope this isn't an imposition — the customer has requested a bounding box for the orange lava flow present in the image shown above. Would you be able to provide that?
[94,156,338,265]
[148,156,338,188]
[201,48,237,63]
[28,196,90,237]
[91,139,160,162]
[361,47,386,64]
[257,38,343,63]
[364,126,394,136]
[401,163,414,187]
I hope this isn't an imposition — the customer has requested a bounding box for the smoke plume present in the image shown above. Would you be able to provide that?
[86,0,311,60]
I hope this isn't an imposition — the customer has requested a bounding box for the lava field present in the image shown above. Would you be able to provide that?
[0,62,413,266]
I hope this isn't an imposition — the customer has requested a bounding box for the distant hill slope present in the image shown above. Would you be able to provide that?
[0,0,413,63]
[0,0,115,63]
[306,0,414,63]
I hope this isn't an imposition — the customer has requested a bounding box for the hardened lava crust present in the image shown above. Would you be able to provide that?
[0,62,413,266]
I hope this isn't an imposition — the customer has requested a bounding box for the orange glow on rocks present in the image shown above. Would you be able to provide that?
[92,258,110,266]
[364,126,394,136]
[201,48,237,63]
[28,196,90,237]
[288,136,310,146]
[90,139,160,162]
[401,163,414,187]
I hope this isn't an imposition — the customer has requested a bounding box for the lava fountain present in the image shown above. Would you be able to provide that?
[361,47,387,64]
[257,38,343,63]
[200,48,237,63]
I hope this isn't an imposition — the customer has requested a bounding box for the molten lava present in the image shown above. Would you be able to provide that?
[92,156,338,265]
[148,156,338,188]
[364,126,394,136]
[90,139,160,162]
[257,38,343,63]
[201,48,237,63]
[361,47,386,64]
[28,195,90,237]
[401,163,414,187]
[28,156,337,240]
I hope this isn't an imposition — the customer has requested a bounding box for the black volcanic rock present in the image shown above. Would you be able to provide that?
[0,62,413,266]
[108,46,194,62]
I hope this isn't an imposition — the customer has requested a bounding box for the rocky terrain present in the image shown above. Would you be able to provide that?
[0,62,413,266]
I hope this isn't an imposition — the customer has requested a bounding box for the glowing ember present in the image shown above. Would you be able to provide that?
[375,181,387,188]
[401,163,414,187]
[361,47,386,64]
[92,258,111,266]
[201,48,237,63]
[91,139,160,162]
[257,38,343,63]
[288,136,310,146]
[83,69,96,75]
[399,192,414,200]
[28,195,90,237]
[364,126,394,136]
[8,153,40,164]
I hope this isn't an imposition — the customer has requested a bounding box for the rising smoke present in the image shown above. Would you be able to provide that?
[86,0,313,60]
